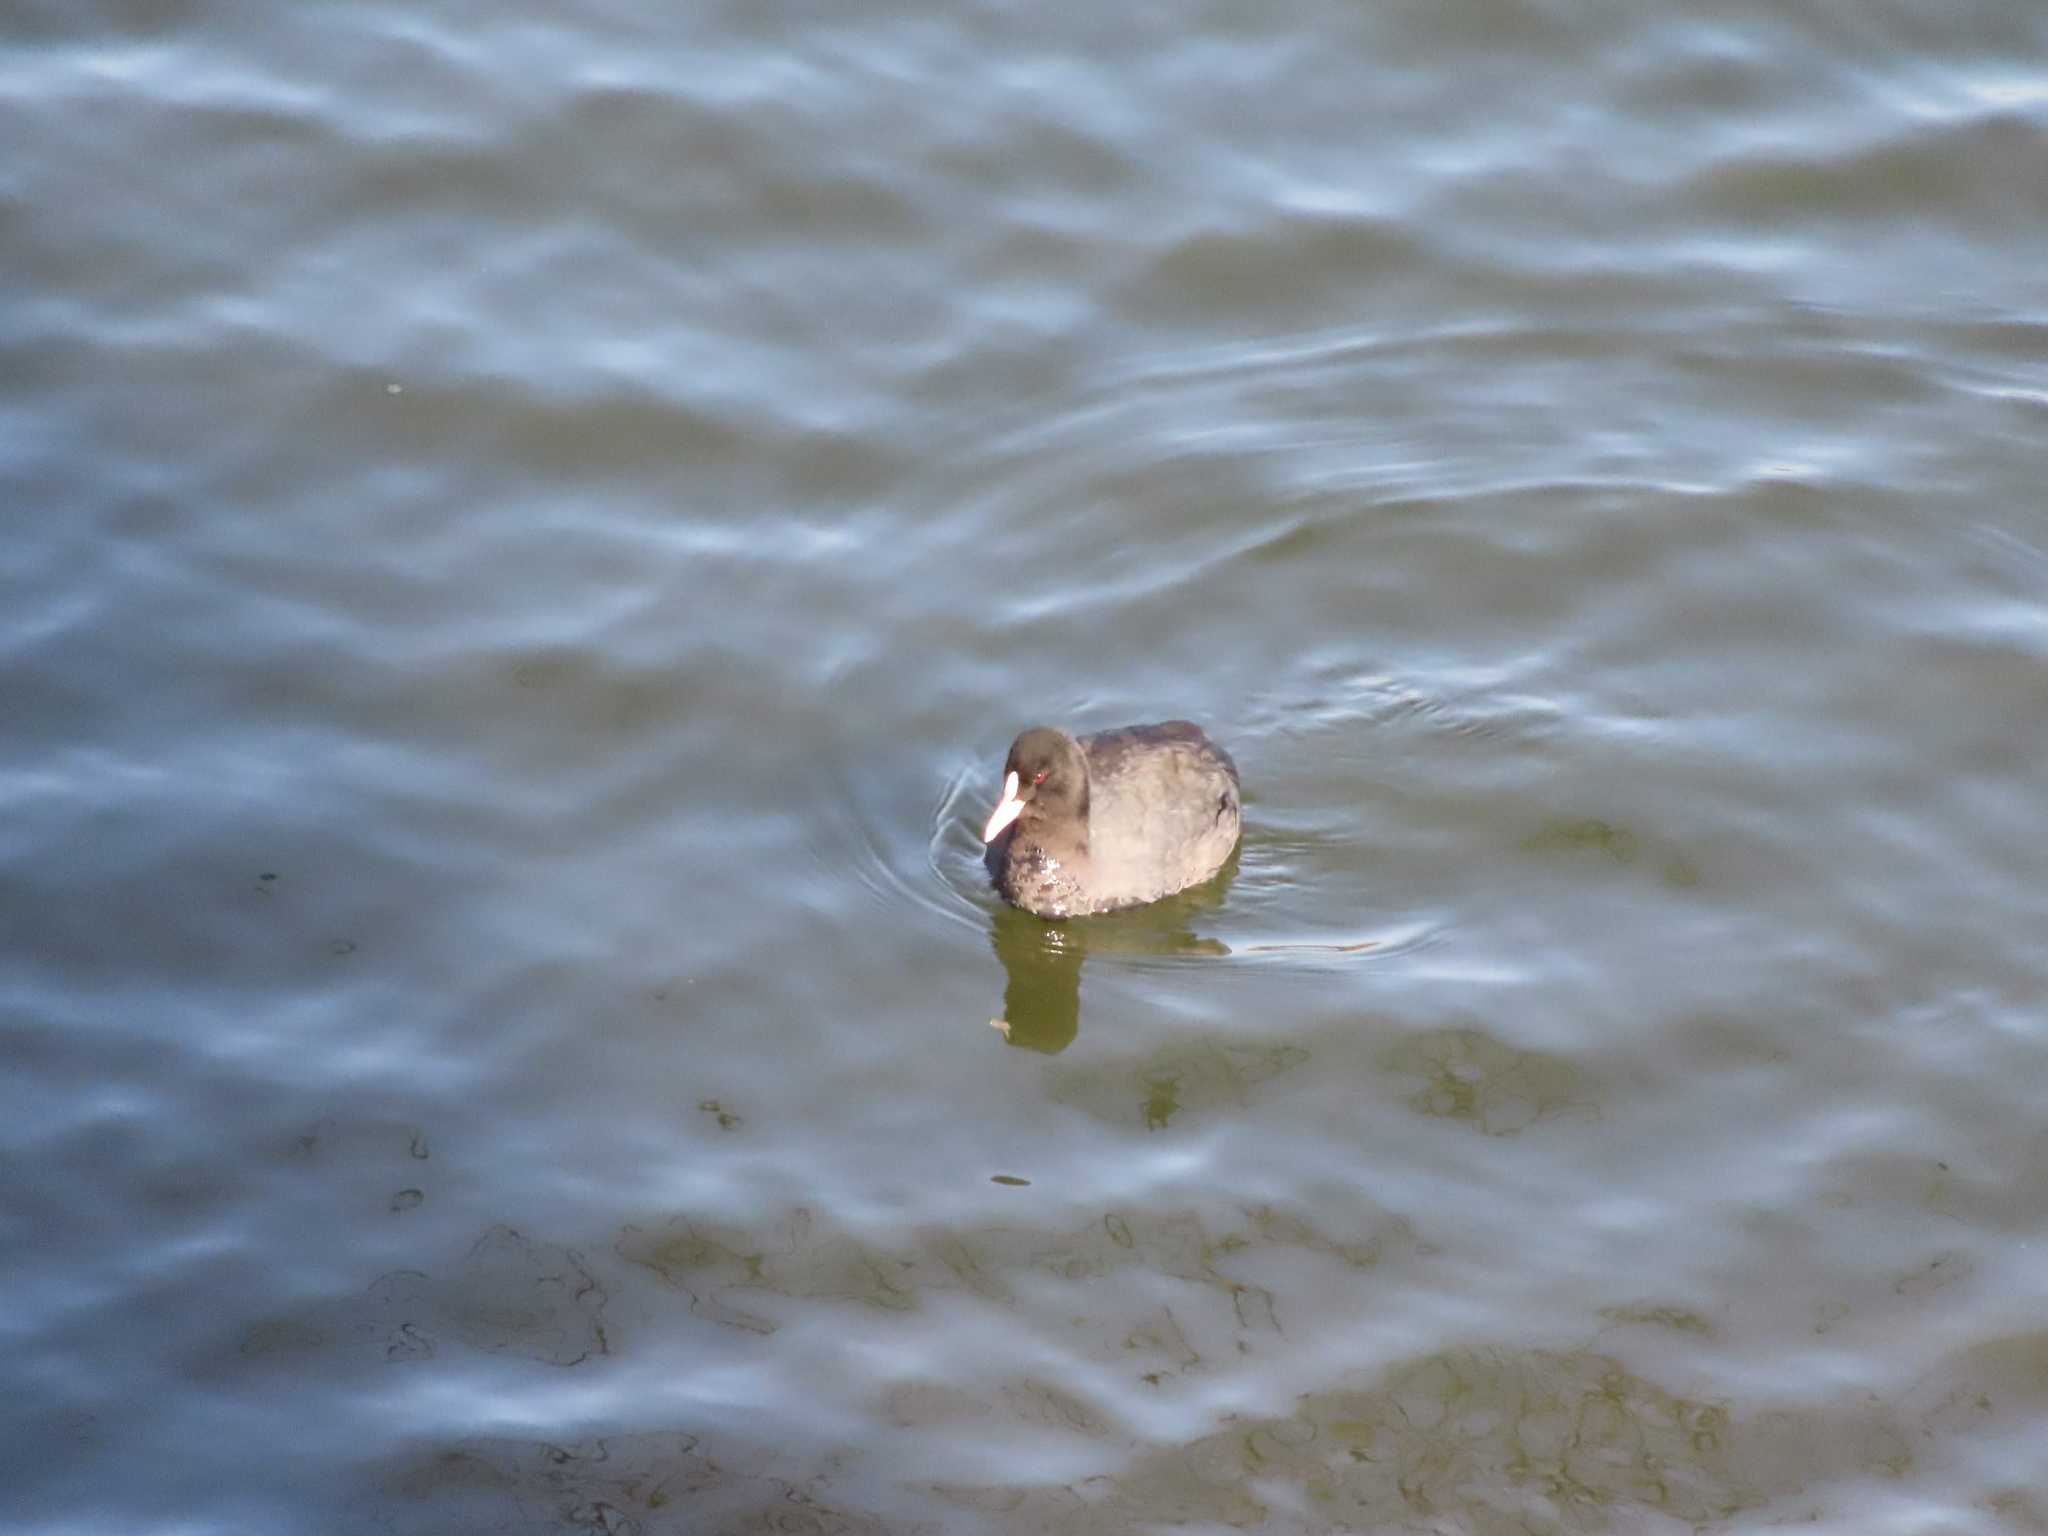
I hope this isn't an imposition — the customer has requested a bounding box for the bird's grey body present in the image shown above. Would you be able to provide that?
[982,721,1240,919]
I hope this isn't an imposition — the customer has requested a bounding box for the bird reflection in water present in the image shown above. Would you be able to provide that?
[985,846,1240,1053]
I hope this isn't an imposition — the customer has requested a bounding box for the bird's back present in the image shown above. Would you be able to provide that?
[1078,722,1240,910]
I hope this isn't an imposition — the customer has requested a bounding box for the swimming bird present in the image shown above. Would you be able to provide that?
[981,721,1240,918]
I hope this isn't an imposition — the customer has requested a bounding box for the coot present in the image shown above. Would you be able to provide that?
[981,721,1241,918]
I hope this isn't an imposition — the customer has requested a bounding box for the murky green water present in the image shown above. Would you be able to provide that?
[5,1,2048,1531]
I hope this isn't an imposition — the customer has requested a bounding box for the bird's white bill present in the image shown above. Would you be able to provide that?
[981,770,1024,842]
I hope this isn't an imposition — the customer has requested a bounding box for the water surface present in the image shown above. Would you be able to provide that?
[5,1,2048,1531]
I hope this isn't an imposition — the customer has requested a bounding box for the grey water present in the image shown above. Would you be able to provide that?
[5,1,2048,1531]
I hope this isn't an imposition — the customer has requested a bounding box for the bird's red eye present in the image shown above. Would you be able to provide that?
[1033,770,1046,785]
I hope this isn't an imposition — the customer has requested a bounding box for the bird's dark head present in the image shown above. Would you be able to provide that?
[982,726,1089,842]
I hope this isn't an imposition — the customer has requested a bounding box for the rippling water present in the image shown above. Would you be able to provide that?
[6,1,2048,1531]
